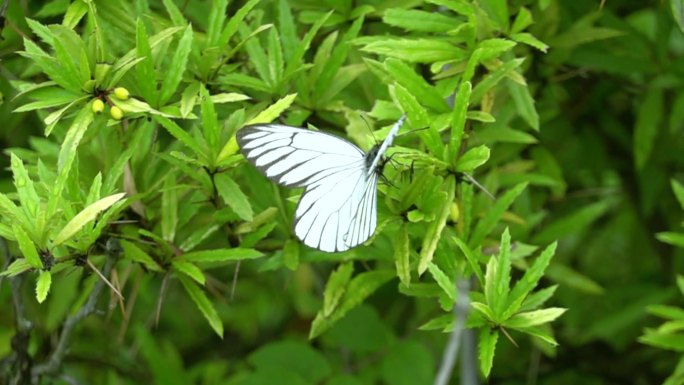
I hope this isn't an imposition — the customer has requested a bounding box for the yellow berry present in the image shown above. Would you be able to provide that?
[113,87,130,100]
[91,99,105,114]
[110,106,124,120]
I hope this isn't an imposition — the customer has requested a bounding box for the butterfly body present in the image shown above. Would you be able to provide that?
[237,117,404,252]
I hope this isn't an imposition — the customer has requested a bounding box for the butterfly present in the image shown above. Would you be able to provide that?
[236,116,405,252]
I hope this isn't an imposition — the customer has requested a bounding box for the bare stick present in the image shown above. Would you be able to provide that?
[230,261,241,301]
[31,256,117,380]
[434,279,471,385]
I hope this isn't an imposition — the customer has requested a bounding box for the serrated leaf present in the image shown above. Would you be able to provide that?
[178,275,223,337]
[394,223,410,286]
[360,38,467,63]
[310,270,394,338]
[0,259,32,277]
[455,145,490,172]
[479,328,499,377]
[181,248,263,263]
[136,19,156,104]
[159,24,193,105]
[488,228,512,318]
[447,81,472,166]
[673,0,684,33]
[247,93,297,124]
[10,153,40,218]
[532,200,611,244]
[469,183,527,248]
[161,174,178,242]
[13,225,42,269]
[121,240,162,271]
[154,116,206,161]
[323,262,354,317]
[634,85,663,170]
[36,271,52,303]
[214,173,253,221]
[471,59,524,103]
[390,83,429,128]
[511,32,549,52]
[53,193,126,246]
[427,262,456,301]
[672,179,684,210]
[505,242,557,317]
[418,176,456,275]
[504,307,567,328]
[507,79,539,131]
[385,58,449,112]
[172,260,205,285]
[656,232,684,248]
[383,9,462,33]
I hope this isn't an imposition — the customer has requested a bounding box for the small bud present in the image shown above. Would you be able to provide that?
[113,87,130,100]
[91,99,105,114]
[110,106,124,120]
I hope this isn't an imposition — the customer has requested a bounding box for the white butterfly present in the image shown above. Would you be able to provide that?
[237,116,405,252]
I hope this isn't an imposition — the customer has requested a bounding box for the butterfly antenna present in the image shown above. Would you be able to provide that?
[360,114,378,145]
[461,173,496,200]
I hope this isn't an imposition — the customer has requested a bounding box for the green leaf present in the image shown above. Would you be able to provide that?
[673,0,684,33]
[0,194,28,229]
[0,259,33,277]
[383,9,463,33]
[672,179,684,210]
[178,275,223,337]
[452,236,485,287]
[469,183,527,248]
[218,0,260,47]
[418,176,456,275]
[385,58,449,112]
[154,116,206,161]
[323,262,354,317]
[656,232,684,248]
[162,174,178,242]
[394,223,411,286]
[211,93,250,104]
[214,173,253,221]
[13,225,43,269]
[121,240,162,271]
[313,16,364,103]
[427,262,456,302]
[504,242,557,317]
[10,153,40,218]
[511,32,549,52]
[63,0,88,29]
[471,58,524,103]
[267,27,284,86]
[634,85,663,170]
[447,81,472,166]
[200,85,219,159]
[172,260,205,285]
[507,79,539,131]
[520,285,558,312]
[485,228,512,319]
[284,11,331,77]
[181,248,263,263]
[310,270,394,338]
[455,145,490,172]
[159,24,193,105]
[545,263,604,295]
[504,307,567,328]
[390,83,429,129]
[36,271,52,303]
[511,7,533,34]
[360,38,467,63]
[53,193,126,246]
[136,19,157,104]
[247,93,297,124]
[56,104,93,172]
[162,0,186,25]
[13,88,81,112]
[206,0,228,47]
[479,328,499,377]
[532,200,611,244]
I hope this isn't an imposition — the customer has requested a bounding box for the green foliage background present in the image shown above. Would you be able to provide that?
[0,0,683,384]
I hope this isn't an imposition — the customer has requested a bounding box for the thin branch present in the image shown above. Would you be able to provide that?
[230,260,241,301]
[434,279,471,385]
[31,256,117,381]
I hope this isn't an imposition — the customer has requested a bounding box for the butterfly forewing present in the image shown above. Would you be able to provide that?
[236,119,404,252]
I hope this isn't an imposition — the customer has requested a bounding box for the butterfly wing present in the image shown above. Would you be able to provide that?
[237,124,376,252]
[237,124,365,188]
